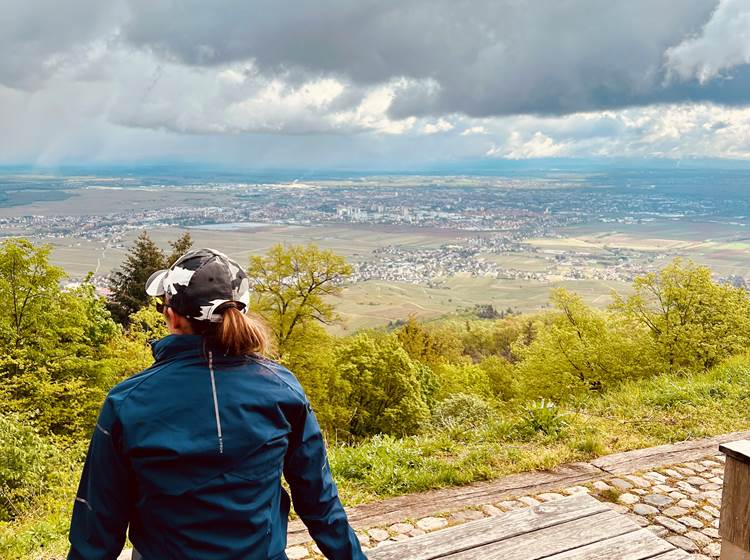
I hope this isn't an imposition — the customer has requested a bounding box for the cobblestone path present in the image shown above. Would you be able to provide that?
[283,454,727,559]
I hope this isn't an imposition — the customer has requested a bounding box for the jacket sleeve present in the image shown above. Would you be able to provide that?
[68,396,133,560]
[284,400,366,560]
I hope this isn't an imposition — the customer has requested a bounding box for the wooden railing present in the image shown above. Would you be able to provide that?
[720,440,750,559]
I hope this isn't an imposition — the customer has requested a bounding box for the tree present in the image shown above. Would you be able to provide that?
[107,232,166,324]
[514,289,655,400]
[278,322,352,437]
[613,258,750,373]
[432,362,493,401]
[0,239,66,351]
[166,231,194,266]
[454,316,527,363]
[478,356,518,400]
[335,332,429,437]
[0,240,133,439]
[127,304,170,344]
[247,244,352,356]
[395,316,463,367]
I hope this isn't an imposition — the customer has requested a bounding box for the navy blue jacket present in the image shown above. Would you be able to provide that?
[68,334,366,560]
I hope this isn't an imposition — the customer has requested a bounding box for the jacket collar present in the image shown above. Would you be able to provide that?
[150,334,206,362]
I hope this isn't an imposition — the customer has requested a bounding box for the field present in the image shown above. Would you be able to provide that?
[43,225,630,331]
[478,252,552,272]
[529,219,750,277]
[43,223,464,275]
[41,217,750,331]
[9,181,749,331]
[330,277,627,333]
[0,185,218,217]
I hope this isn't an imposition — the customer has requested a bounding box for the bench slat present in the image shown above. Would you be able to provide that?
[444,509,637,559]
[542,529,682,560]
[367,494,609,560]
[650,551,692,559]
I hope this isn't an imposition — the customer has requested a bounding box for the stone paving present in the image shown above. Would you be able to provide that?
[283,454,727,559]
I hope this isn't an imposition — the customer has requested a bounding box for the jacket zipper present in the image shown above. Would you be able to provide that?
[208,350,224,454]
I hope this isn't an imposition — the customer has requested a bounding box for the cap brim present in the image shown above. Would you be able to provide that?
[145,269,169,296]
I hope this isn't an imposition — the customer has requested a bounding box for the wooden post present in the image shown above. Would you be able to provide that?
[720,440,750,559]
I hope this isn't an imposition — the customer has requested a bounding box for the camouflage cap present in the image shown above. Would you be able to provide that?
[145,248,251,322]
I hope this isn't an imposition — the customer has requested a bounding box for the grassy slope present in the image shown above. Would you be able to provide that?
[4,354,750,558]
[328,353,750,504]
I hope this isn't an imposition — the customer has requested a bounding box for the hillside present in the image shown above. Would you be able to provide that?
[2,239,750,558]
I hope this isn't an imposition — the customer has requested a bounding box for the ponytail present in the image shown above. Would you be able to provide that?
[190,305,272,357]
[216,306,272,356]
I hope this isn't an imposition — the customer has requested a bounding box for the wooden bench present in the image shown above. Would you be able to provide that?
[719,440,750,559]
[367,493,689,559]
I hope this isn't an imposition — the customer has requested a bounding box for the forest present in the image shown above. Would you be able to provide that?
[3,234,750,558]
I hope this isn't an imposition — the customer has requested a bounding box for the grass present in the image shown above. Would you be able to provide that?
[327,353,750,505]
[4,353,750,558]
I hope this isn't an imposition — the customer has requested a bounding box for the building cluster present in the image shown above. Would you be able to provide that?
[3,175,748,288]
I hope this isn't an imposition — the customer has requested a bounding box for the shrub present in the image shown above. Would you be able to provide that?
[432,362,493,400]
[335,332,430,437]
[431,393,495,431]
[519,399,569,437]
[0,413,76,522]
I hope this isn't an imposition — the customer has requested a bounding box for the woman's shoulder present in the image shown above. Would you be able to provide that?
[104,363,165,409]
[244,356,307,401]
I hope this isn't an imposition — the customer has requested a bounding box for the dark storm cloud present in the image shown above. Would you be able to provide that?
[0,0,123,89]
[118,0,743,118]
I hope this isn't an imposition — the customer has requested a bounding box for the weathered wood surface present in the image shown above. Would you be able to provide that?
[444,511,635,560]
[720,441,750,557]
[289,430,745,545]
[366,494,689,560]
[287,462,601,544]
[364,494,609,560]
[720,440,750,466]
[721,539,750,560]
[591,429,750,475]
[652,552,697,560]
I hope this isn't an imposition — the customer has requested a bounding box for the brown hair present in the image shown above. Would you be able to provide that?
[190,304,273,356]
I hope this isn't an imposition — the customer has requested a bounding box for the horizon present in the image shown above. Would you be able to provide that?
[6,156,750,178]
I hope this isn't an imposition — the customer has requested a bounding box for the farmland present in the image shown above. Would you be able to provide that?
[0,167,748,330]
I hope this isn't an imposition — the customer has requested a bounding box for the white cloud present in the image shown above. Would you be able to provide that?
[330,83,417,135]
[666,0,750,83]
[1,0,750,166]
[488,131,569,159]
[475,103,750,161]
[461,126,488,136]
[421,118,454,135]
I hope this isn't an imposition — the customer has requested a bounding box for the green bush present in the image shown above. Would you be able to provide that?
[0,413,76,522]
[335,332,430,437]
[431,393,495,431]
[519,399,570,437]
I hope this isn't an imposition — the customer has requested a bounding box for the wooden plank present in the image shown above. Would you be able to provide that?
[366,494,610,560]
[443,510,639,560]
[720,440,750,466]
[591,429,750,475]
[650,550,691,559]
[720,456,750,552]
[721,539,750,560]
[542,530,675,560]
[288,462,602,544]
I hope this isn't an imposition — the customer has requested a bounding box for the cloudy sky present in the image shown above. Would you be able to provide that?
[3,0,750,168]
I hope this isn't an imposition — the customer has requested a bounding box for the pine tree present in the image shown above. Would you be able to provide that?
[166,231,194,266]
[107,231,166,324]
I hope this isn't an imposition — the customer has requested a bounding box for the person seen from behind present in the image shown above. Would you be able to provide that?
[68,248,366,560]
